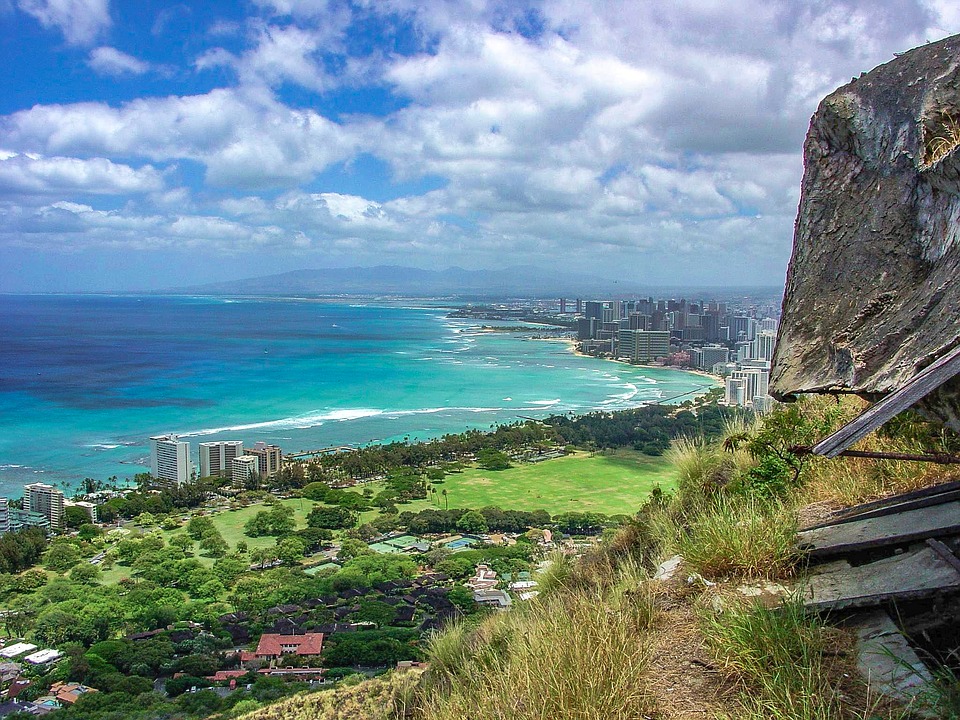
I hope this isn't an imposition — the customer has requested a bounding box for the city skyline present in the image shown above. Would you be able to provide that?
[2,1,957,292]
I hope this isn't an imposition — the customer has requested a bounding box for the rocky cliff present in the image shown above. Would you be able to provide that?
[771,34,960,429]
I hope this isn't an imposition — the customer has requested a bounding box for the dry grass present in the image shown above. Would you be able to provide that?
[925,113,960,166]
[416,561,658,720]
[238,672,421,720]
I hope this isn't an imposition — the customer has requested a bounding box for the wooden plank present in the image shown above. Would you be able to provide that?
[802,546,960,611]
[811,345,960,458]
[797,501,960,558]
[801,485,960,531]
[926,538,960,575]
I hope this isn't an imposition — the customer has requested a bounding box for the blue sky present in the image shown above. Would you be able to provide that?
[0,0,956,291]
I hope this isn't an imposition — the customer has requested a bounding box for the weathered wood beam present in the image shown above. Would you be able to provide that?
[792,446,960,464]
[811,345,960,458]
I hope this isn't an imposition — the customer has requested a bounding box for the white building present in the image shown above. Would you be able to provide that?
[752,330,777,362]
[231,455,261,487]
[0,498,9,535]
[149,434,193,487]
[617,330,671,362]
[725,377,746,406]
[23,483,64,530]
[199,440,244,479]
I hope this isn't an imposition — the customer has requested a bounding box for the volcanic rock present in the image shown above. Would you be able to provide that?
[771,34,960,429]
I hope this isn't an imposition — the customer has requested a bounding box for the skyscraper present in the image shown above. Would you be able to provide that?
[23,483,64,530]
[150,434,192,487]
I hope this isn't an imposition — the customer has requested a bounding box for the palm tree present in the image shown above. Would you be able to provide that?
[441,488,448,510]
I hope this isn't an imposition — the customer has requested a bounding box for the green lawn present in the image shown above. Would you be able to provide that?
[368,450,677,518]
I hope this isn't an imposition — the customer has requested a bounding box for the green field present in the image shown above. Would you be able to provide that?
[370,450,676,517]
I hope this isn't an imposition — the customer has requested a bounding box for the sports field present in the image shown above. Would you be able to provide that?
[378,449,676,517]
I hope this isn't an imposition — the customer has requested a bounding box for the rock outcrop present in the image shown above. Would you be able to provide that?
[771,34,960,430]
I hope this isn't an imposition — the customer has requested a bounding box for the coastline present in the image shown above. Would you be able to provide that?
[540,334,722,387]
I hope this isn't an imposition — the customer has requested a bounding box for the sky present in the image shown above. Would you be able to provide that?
[0,1,957,292]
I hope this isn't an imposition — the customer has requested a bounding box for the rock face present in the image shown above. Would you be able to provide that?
[771,34,960,429]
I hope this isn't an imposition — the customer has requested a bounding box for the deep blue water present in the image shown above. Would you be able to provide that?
[0,295,715,497]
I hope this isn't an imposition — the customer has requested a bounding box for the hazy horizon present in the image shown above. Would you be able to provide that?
[2,1,956,292]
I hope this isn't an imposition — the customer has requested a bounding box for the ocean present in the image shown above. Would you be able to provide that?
[0,295,716,497]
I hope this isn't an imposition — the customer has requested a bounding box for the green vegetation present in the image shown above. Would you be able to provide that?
[368,450,675,517]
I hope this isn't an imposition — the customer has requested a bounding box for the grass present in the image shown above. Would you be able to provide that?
[699,596,878,720]
[678,497,799,581]
[417,561,657,720]
[369,449,676,518]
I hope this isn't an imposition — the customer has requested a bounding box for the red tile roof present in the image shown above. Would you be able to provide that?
[254,633,324,658]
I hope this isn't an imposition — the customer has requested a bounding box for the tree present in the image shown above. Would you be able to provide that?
[456,510,488,534]
[186,516,215,541]
[64,506,93,529]
[306,505,356,530]
[69,563,101,584]
[275,536,306,566]
[477,448,512,470]
[44,542,81,572]
[170,534,194,554]
[199,531,228,558]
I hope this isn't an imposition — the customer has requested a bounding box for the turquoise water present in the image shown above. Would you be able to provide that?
[0,295,716,497]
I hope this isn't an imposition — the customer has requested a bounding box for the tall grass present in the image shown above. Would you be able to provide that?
[417,563,658,720]
[700,596,866,720]
[678,497,799,581]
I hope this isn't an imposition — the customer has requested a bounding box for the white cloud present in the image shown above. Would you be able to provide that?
[3,89,360,188]
[0,151,163,194]
[87,46,150,76]
[17,0,110,45]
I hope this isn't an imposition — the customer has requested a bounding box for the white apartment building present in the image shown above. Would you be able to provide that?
[617,330,671,363]
[149,434,193,487]
[0,498,9,535]
[199,440,244,479]
[23,482,65,530]
[231,455,261,486]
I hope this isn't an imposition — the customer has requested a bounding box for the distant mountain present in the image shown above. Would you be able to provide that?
[172,265,640,298]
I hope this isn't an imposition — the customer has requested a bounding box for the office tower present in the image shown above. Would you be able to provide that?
[559,298,566,314]
[23,483,64,530]
[575,298,582,314]
[245,442,282,478]
[231,455,261,486]
[199,440,244,478]
[150,434,193,487]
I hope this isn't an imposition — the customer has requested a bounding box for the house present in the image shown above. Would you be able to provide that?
[473,589,512,609]
[243,633,325,667]
[49,682,97,705]
[465,564,498,591]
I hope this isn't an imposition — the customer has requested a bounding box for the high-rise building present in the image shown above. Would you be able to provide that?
[231,455,261,487]
[0,498,9,535]
[695,345,729,370]
[245,442,282,478]
[23,483,64,530]
[584,301,604,321]
[752,330,777,361]
[150,434,193,487]
[617,330,670,362]
[725,377,746,406]
[199,440,244,479]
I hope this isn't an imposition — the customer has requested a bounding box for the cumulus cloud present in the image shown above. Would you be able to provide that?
[2,0,958,286]
[87,46,150,76]
[3,89,361,188]
[17,0,110,45]
[0,151,163,194]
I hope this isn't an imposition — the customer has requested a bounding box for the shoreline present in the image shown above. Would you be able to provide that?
[539,335,722,387]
